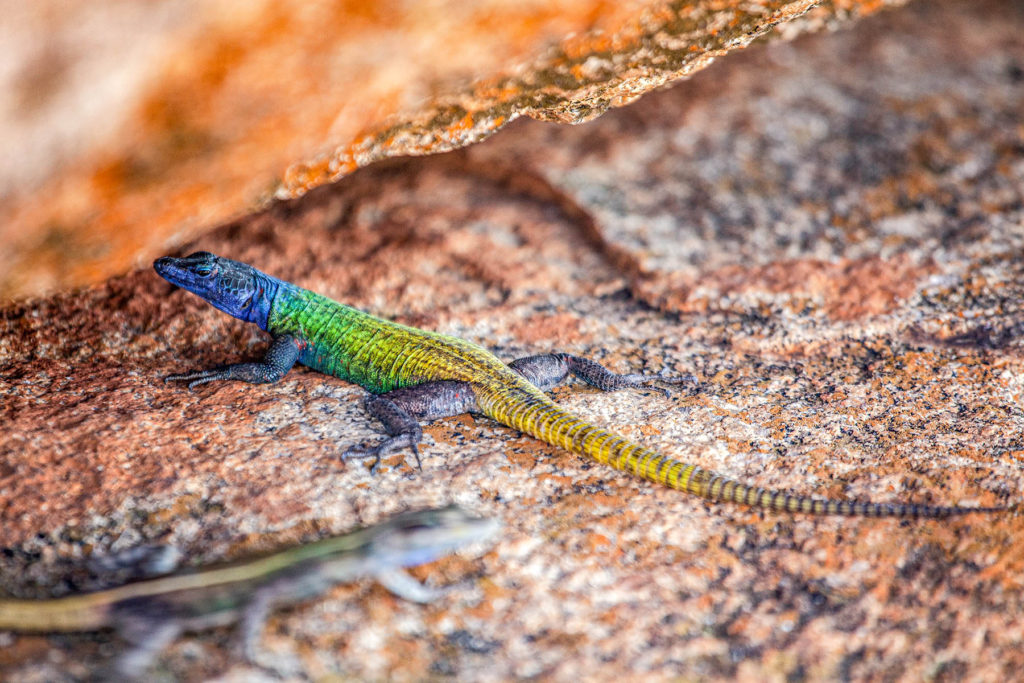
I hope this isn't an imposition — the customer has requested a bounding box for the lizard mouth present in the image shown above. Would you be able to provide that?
[153,257,201,292]
[153,256,175,276]
[153,252,218,289]
[153,256,184,286]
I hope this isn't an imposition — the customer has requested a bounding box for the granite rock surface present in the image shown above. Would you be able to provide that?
[2,0,1024,680]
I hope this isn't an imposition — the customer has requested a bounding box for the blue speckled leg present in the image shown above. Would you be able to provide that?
[165,334,301,389]
[509,353,695,395]
[342,380,478,474]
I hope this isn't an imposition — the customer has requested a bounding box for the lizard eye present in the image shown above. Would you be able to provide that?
[194,264,213,277]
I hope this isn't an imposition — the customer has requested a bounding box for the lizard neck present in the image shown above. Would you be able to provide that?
[252,273,291,332]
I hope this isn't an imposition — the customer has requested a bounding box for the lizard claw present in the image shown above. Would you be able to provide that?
[620,371,698,398]
[341,444,383,475]
[651,371,698,398]
[341,440,423,475]
[656,371,698,385]
[164,368,230,390]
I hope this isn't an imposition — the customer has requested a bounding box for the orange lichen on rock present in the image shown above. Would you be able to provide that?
[0,0,908,301]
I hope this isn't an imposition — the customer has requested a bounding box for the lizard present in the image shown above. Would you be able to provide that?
[154,251,1006,518]
[0,505,500,677]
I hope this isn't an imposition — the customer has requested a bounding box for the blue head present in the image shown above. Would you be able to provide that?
[154,252,281,331]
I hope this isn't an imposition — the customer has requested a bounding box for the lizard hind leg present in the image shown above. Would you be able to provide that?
[510,353,696,395]
[341,381,478,474]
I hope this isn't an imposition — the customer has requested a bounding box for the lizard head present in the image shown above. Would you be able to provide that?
[366,505,502,568]
[154,251,278,330]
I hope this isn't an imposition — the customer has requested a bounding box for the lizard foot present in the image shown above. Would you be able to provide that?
[341,442,422,475]
[164,367,233,390]
[620,371,699,398]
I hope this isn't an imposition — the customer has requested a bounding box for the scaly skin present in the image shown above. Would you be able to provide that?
[0,505,499,676]
[155,252,1007,518]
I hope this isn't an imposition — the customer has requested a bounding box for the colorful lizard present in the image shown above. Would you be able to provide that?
[0,505,499,677]
[154,252,1005,518]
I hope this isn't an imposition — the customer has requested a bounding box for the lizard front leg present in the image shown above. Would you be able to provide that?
[342,381,478,474]
[237,587,275,666]
[165,334,301,389]
[375,568,444,603]
[509,353,695,394]
[112,613,183,679]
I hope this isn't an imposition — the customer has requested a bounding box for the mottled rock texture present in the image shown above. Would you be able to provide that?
[2,0,1024,680]
[0,0,904,300]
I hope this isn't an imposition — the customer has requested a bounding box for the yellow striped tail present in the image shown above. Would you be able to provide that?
[478,385,1001,518]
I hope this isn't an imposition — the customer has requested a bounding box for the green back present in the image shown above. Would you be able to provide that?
[268,287,524,394]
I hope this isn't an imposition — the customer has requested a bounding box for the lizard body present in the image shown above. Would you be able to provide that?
[0,505,499,676]
[155,252,1004,518]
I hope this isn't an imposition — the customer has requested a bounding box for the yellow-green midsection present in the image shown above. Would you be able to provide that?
[270,290,519,393]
